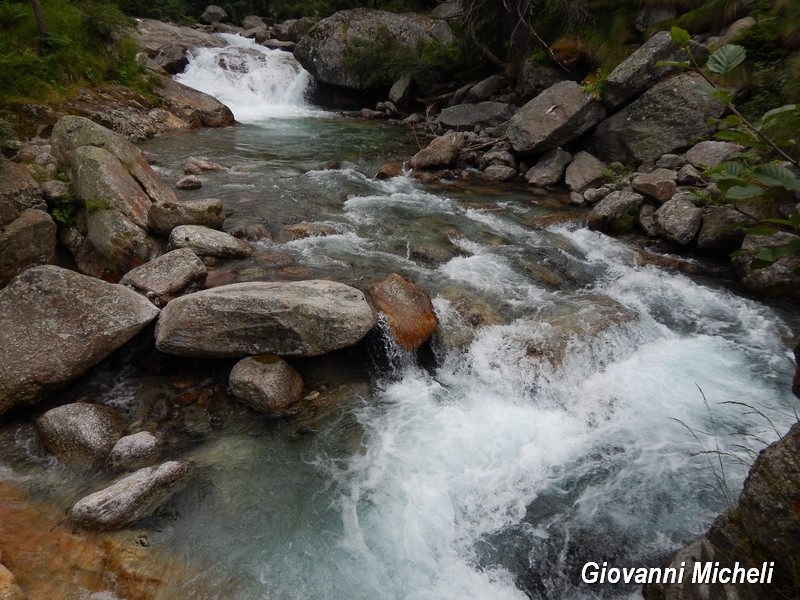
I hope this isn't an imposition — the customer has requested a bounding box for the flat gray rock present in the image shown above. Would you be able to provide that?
[120,248,207,304]
[155,280,376,358]
[169,225,254,258]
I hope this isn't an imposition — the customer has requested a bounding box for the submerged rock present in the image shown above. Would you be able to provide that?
[229,354,304,416]
[36,404,124,465]
[71,461,193,530]
[155,280,376,358]
[0,266,160,416]
[369,273,438,351]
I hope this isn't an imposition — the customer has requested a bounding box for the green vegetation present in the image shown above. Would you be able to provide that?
[0,0,147,103]
[667,25,800,271]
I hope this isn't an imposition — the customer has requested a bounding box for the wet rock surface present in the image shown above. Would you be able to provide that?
[71,461,193,530]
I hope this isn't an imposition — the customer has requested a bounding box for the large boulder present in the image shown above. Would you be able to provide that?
[293,8,453,90]
[119,248,207,305]
[71,461,193,530]
[408,131,466,170]
[644,423,800,600]
[155,280,376,358]
[0,209,57,287]
[564,151,606,193]
[153,76,235,128]
[592,73,726,164]
[732,233,800,300]
[685,140,744,169]
[631,168,677,204]
[507,81,606,155]
[601,31,708,110]
[201,5,227,24]
[51,116,176,206]
[229,354,305,416]
[0,266,160,415]
[465,74,508,103]
[437,102,515,130]
[697,206,746,251]
[586,190,645,232]
[35,403,124,465]
[654,197,704,245]
[0,160,45,226]
[516,60,566,101]
[368,273,438,351]
[71,146,152,229]
[525,148,572,187]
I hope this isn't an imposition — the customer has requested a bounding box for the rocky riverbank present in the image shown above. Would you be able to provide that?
[0,5,799,599]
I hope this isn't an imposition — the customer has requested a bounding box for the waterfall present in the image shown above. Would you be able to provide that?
[175,33,319,122]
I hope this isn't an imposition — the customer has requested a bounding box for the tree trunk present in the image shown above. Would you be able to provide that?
[30,0,49,49]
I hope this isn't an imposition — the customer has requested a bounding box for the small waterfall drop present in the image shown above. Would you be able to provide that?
[175,33,319,122]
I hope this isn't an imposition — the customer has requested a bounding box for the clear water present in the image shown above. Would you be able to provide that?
[2,37,798,600]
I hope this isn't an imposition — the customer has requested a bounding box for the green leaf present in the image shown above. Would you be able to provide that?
[753,163,800,190]
[713,129,762,148]
[760,103,799,126]
[725,185,763,200]
[745,225,780,235]
[717,161,745,177]
[706,44,746,75]
[670,26,691,47]
[710,89,734,104]
[717,115,743,128]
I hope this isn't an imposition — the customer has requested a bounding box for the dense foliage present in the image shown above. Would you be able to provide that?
[0,0,147,102]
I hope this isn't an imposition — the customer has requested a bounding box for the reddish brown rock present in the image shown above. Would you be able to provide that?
[369,273,438,351]
[376,161,404,180]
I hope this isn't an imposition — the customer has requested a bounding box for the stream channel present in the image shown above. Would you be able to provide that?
[3,33,799,600]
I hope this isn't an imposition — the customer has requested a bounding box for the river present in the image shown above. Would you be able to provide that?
[2,33,798,600]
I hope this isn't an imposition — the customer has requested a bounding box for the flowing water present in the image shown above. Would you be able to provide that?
[2,34,799,600]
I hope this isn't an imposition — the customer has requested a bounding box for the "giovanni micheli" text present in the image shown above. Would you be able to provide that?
[581,561,774,585]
